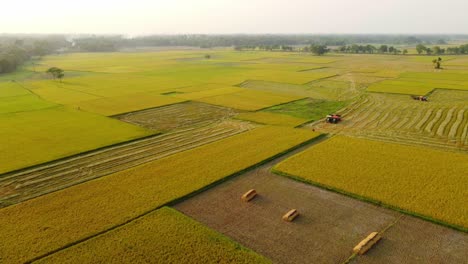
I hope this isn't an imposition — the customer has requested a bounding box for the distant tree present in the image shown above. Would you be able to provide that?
[388,46,395,53]
[309,44,329,55]
[204,54,211,59]
[416,44,427,54]
[46,67,65,82]
[425,48,433,55]
[379,45,388,53]
[403,49,408,55]
[432,57,442,69]
[365,44,376,54]
[433,46,445,55]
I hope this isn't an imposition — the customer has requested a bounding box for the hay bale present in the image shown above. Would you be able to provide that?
[241,189,257,202]
[353,232,382,255]
[282,209,299,222]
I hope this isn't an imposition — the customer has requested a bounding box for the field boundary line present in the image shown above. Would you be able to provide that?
[271,170,468,233]
[27,134,327,263]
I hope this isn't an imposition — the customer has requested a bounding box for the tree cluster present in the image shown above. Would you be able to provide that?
[336,44,407,55]
[0,35,69,74]
[127,34,457,48]
[46,67,64,81]
[418,44,468,55]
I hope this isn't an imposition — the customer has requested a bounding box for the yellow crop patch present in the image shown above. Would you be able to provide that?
[174,86,244,100]
[38,207,271,263]
[274,136,468,230]
[196,89,304,111]
[0,126,319,263]
[75,92,186,116]
[0,107,153,174]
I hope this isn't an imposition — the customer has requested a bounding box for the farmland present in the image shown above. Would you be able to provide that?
[309,92,468,150]
[0,106,153,174]
[37,207,270,264]
[0,48,467,263]
[0,126,319,263]
[175,142,467,264]
[274,136,468,230]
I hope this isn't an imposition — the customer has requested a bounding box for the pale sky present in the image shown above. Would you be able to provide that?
[1,0,468,35]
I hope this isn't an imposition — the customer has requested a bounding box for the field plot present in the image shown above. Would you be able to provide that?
[0,120,251,207]
[38,207,270,264]
[172,86,244,100]
[264,98,348,121]
[75,92,186,116]
[0,107,152,174]
[196,89,304,111]
[309,92,468,150]
[175,144,467,264]
[0,81,31,97]
[235,112,308,127]
[368,72,468,95]
[274,136,468,230]
[175,164,399,264]
[351,216,468,264]
[0,126,319,263]
[116,101,239,131]
[0,82,57,114]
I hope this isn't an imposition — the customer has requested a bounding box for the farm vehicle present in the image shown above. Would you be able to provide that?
[411,95,428,101]
[326,114,342,124]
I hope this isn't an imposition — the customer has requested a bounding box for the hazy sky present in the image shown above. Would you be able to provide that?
[1,0,468,35]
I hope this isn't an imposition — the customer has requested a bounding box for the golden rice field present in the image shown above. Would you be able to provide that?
[274,136,468,230]
[75,92,186,116]
[368,72,468,95]
[0,49,467,262]
[0,107,153,174]
[37,207,270,263]
[0,126,319,263]
[196,89,304,111]
[235,111,308,127]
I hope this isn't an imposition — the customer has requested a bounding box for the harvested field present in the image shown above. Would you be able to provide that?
[115,101,238,131]
[0,126,319,263]
[351,216,468,264]
[0,120,253,208]
[37,207,270,264]
[174,141,467,264]
[308,92,468,151]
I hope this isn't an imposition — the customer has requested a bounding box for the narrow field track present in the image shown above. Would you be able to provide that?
[0,120,254,208]
[309,93,468,151]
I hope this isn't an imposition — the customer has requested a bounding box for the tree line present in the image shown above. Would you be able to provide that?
[336,44,408,54]
[416,44,468,55]
[0,35,69,74]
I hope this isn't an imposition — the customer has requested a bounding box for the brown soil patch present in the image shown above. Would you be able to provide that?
[174,166,399,264]
[352,216,468,264]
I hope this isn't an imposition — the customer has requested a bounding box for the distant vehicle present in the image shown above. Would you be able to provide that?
[326,114,342,124]
[411,95,428,101]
